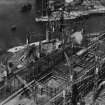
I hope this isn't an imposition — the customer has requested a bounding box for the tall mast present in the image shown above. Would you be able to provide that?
[60,7,65,43]
[42,0,43,17]
[45,0,51,41]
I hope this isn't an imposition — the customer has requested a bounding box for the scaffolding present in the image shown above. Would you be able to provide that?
[0,44,72,103]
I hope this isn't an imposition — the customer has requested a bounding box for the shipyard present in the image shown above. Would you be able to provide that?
[1,0,105,105]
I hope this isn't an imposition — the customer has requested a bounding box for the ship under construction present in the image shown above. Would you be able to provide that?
[1,0,105,105]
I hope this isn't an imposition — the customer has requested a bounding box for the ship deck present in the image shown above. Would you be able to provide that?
[35,7,105,22]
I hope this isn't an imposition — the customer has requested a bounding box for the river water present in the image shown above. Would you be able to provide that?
[0,0,105,51]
